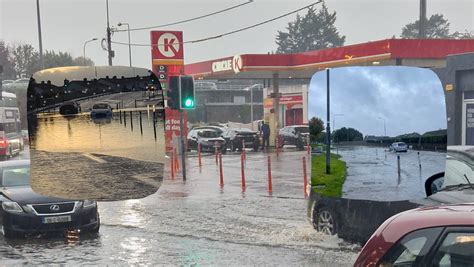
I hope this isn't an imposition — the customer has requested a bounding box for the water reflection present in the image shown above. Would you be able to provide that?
[31,111,164,163]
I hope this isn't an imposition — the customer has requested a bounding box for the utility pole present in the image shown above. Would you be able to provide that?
[36,0,44,70]
[419,0,427,38]
[326,69,331,174]
[106,0,113,66]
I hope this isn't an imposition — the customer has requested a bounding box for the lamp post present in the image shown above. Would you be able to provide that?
[36,0,44,70]
[244,84,261,130]
[83,38,98,66]
[118,22,132,67]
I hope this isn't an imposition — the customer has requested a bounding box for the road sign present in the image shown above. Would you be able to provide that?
[150,31,184,60]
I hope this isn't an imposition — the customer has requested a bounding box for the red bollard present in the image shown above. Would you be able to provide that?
[198,143,202,167]
[242,140,246,160]
[267,155,272,194]
[303,156,308,198]
[170,151,175,179]
[219,153,224,187]
[307,144,311,156]
[241,153,246,191]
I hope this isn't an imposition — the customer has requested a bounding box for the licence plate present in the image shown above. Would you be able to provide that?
[42,215,72,224]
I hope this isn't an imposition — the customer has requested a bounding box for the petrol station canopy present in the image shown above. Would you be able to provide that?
[184,39,474,80]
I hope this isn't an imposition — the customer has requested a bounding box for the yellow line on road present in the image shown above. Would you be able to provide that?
[82,153,107,163]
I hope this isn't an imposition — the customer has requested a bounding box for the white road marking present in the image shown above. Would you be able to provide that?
[82,153,107,163]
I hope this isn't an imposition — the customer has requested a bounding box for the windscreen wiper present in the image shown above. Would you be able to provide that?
[439,184,473,192]
[463,174,474,190]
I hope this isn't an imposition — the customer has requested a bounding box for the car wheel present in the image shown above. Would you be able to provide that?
[221,146,227,154]
[3,226,21,238]
[315,207,337,235]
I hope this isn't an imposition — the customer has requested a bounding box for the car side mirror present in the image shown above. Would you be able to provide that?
[425,172,445,196]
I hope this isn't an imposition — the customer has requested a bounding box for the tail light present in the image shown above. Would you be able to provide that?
[0,138,8,148]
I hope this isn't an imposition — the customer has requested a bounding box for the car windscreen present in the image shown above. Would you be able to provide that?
[1,166,30,187]
[295,127,309,133]
[92,103,109,109]
[198,131,219,138]
[444,155,474,187]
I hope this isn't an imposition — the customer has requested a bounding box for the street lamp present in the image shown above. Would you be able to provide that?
[244,84,262,130]
[118,22,132,67]
[83,38,98,66]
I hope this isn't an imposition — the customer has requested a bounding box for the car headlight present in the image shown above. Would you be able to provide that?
[83,200,97,208]
[2,201,23,213]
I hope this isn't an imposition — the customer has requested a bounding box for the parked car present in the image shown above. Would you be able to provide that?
[0,160,100,238]
[1,80,14,89]
[0,133,22,160]
[390,142,408,152]
[222,128,260,152]
[59,101,81,115]
[307,146,474,244]
[187,129,227,153]
[9,78,30,91]
[90,102,112,118]
[354,203,474,266]
[277,125,309,150]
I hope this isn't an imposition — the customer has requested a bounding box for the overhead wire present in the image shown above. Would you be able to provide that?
[111,0,322,47]
[113,0,254,32]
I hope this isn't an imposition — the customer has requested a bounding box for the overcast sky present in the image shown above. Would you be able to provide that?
[1,0,473,68]
[308,66,447,137]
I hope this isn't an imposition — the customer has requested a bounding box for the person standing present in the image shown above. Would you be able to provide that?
[261,121,270,151]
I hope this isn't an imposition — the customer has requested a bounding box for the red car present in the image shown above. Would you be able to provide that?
[354,204,474,267]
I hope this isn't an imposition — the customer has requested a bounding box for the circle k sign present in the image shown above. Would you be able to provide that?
[151,31,184,60]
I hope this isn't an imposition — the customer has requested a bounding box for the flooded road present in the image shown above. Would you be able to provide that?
[339,146,446,201]
[1,149,359,266]
[28,93,165,200]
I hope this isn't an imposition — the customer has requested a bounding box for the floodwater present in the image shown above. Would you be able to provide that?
[30,112,165,163]
[339,145,446,201]
[0,149,359,266]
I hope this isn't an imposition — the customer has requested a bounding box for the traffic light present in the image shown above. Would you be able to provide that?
[167,76,180,110]
[179,75,195,109]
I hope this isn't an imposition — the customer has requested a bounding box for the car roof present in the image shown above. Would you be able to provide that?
[380,204,474,242]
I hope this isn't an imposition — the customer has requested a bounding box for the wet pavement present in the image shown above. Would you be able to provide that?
[339,145,446,201]
[0,148,359,266]
[31,150,163,201]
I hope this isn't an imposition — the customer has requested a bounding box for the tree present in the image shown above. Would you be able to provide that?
[401,14,451,39]
[309,116,324,142]
[43,50,74,69]
[11,44,39,78]
[73,56,95,66]
[333,127,363,143]
[275,3,345,54]
[0,40,16,79]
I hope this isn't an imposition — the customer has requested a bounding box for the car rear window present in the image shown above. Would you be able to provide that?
[1,166,30,187]
[92,103,109,109]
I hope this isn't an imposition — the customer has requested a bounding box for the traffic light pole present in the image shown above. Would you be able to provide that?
[179,108,186,181]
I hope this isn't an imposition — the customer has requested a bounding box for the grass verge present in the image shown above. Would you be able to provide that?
[310,153,347,197]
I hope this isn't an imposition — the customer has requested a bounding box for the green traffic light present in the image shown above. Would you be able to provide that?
[184,98,194,108]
